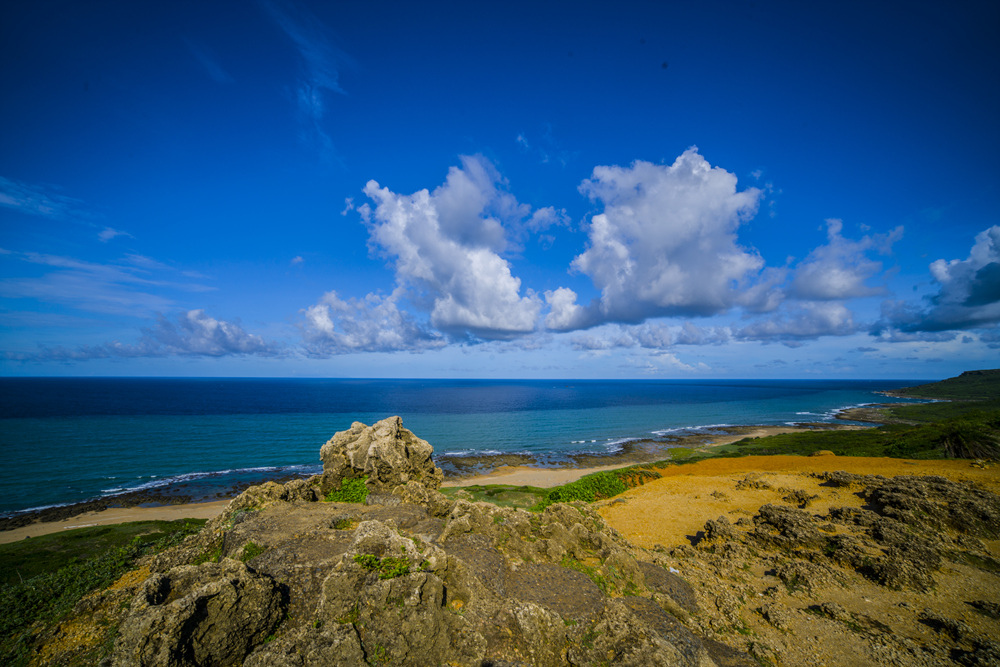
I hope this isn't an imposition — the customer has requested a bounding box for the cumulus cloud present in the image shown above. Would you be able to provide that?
[546,148,764,330]
[358,155,544,340]
[570,321,730,351]
[302,290,444,354]
[735,302,858,346]
[875,225,1000,334]
[13,310,280,361]
[790,219,901,300]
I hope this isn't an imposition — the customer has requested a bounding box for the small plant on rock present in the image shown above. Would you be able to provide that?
[325,476,369,503]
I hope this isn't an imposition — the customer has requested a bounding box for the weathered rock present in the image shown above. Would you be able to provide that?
[864,474,1000,538]
[749,503,827,550]
[319,417,444,496]
[112,560,285,667]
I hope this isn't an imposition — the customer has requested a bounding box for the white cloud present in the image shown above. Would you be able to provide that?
[0,251,213,316]
[302,290,444,354]
[875,225,1000,334]
[359,155,543,340]
[569,321,730,351]
[98,227,133,243]
[13,310,280,361]
[790,219,901,300]
[547,148,764,330]
[0,176,84,219]
[735,302,858,346]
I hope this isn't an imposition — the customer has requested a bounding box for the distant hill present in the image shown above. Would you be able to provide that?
[895,369,1000,400]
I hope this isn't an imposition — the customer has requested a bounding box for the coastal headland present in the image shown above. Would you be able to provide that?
[3,370,999,665]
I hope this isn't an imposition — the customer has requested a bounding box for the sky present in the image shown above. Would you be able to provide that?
[1,0,998,379]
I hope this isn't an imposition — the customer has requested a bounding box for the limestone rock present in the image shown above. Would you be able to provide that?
[319,416,444,497]
[112,560,285,667]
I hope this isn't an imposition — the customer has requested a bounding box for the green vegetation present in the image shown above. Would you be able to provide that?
[325,476,370,503]
[0,519,206,666]
[240,541,267,562]
[0,519,207,587]
[352,553,412,579]
[718,411,1000,460]
[533,467,661,511]
[439,484,547,509]
[893,369,1000,400]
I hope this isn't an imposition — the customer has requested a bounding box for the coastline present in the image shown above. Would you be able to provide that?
[0,422,867,543]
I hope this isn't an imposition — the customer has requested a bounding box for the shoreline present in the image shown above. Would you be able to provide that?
[0,422,867,543]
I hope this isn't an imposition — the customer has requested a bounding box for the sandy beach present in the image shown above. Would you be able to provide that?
[0,500,231,545]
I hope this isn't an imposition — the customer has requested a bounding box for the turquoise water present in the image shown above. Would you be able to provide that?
[0,378,925,514]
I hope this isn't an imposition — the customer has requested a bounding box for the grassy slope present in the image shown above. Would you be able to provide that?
[0,519,206,666]
[717,369,1000,460]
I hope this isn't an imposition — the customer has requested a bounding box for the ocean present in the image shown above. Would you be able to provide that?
[0,377,926,515]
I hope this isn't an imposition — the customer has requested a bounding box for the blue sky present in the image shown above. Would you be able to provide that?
[1,0,998,379]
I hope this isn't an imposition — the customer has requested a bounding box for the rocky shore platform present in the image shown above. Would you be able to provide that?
[25,417,1000,666]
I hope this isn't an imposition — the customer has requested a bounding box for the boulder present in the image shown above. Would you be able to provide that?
[112,560,285,667]
[319,417,444,498]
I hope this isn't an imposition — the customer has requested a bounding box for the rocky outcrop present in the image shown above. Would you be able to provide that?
[61,417,755,666]
[112,560,285,667]
[318,416,444,497]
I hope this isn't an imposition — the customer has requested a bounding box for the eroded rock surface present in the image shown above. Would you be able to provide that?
[319,416,444,497]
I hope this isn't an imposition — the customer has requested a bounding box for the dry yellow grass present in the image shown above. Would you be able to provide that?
[598,455,1000,549]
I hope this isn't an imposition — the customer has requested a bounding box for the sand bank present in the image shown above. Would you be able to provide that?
[441,424,855,488]
[0,500,230,545]
[597,455,1000,549]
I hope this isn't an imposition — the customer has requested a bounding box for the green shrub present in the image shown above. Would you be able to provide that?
[240,541,267,562]
[325,476,369,503]
[352,553,411,579]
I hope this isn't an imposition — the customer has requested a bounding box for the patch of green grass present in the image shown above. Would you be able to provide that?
[239,541,267,562]
[352,554,411,579]
[714,410,1000,461]
[439,484,548,509]
[560,555,613,594]
[325,476,369,504]
[0,519,207,587]
[0,519,205,666]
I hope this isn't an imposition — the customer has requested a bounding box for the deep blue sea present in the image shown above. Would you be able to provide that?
[0,378,927,515]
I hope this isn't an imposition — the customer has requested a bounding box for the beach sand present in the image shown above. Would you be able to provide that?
[440,424,855,488]
[0,500,231,545]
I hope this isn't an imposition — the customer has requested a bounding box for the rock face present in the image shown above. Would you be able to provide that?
[319,416,444,497]
[112,560,285,667]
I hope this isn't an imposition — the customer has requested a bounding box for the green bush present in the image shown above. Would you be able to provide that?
[534,471,628,510]
[325,476,369,503]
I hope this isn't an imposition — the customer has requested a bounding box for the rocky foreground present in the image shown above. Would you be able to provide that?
[33,417,1000,666]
